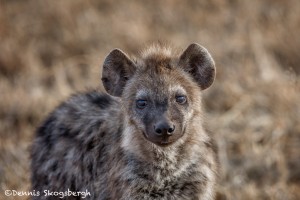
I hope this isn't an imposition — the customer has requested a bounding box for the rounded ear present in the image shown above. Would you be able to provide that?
[101,49,136,96]
[179,43,216,90]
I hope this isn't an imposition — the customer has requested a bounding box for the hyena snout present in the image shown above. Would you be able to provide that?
[146,115,183,147]
[154,120,175,136]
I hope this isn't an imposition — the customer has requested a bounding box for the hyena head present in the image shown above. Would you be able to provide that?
[102,43,215,148]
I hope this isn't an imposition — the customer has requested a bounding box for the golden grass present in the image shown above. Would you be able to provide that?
[0,0,299,199]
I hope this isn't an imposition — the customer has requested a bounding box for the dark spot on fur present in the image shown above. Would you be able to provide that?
[51,161,58,171]
[86,139,96,151]
[84,128,97,151]
[87,163,93,174]
[86,91,112,109]
[138,173,151,181]
[100,131,105,138]
[36,115,56,138]
[58,123,72,138]
[150,191,164,198]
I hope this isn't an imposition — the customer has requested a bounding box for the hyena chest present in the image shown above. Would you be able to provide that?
[113,164,201,200]
[128,177,201,200]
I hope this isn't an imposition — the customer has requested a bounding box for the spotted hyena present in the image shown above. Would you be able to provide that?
[31,43,218,200]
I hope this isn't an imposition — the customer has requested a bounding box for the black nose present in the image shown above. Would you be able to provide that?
[154,122,175,136]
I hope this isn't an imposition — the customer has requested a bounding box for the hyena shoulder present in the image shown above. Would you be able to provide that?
[31,90,120,194]
[36,90,118,140]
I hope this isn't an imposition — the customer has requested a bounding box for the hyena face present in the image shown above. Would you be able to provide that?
[124,70,192,146]
[102,43,215,147]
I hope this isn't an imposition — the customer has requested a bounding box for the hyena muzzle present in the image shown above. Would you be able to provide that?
[31,43,218,200]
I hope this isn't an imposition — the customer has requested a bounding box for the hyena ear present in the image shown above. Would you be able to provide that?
[179,43,216,90]
[102,49,136,96]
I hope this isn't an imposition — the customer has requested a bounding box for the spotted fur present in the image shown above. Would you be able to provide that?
[31,43,218,200]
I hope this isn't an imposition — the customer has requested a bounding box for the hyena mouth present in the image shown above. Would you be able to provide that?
[143,131,175,147]
[159,140,173,147]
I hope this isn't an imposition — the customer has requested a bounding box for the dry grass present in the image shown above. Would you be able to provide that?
[0,0,299,199]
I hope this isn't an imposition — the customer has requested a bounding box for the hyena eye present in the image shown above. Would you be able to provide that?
[136,100,147,109]
[175,96,187,104]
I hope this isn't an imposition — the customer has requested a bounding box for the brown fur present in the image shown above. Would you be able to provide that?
[31,43,218,200]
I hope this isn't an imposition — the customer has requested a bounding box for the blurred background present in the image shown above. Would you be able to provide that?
[0,0,299,199]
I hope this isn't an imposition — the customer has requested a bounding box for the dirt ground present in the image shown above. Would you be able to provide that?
[0,0,299,199]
